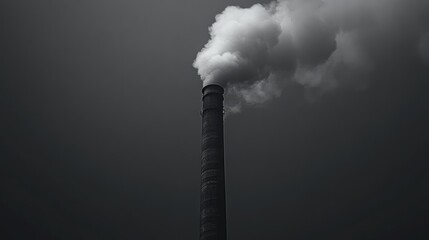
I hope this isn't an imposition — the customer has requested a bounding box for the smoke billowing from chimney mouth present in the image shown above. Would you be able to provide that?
[193,0,429,114]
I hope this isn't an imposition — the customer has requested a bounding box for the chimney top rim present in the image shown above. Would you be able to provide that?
[202,84,224,94]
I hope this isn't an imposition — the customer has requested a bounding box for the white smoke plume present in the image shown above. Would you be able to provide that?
[193,0,429,113]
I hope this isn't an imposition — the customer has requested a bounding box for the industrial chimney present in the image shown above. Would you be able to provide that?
[200,84,227,240]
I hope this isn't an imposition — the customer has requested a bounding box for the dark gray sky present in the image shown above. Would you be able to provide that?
[1,0,428,239]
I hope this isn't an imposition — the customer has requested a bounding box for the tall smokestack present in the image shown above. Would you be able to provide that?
[200,84,227,240]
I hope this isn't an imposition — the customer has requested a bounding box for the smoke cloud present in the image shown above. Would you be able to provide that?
[193,0,429,113]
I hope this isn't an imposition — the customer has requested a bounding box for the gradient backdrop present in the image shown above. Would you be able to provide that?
[1,0,428,239]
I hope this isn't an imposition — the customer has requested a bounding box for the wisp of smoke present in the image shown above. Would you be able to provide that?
[193,0,429,113]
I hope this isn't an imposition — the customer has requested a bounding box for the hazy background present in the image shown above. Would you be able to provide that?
[1,0,428,239]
